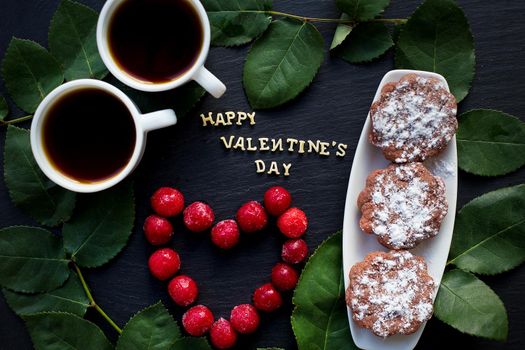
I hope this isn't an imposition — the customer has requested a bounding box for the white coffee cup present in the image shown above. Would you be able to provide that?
[30,79,177,193]
[97,0,226,98]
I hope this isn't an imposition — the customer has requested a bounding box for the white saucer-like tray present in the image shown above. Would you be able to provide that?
[342,69,458,350]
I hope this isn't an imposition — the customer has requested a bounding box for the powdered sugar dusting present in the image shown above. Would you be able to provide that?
[424,158,456,179]
[370,75,457,162]
[360,163,448,249]
[347,251,436,338]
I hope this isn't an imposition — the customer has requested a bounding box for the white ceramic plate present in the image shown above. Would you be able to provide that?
[342,69,458,350]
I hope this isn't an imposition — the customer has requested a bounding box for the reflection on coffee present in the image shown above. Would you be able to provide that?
[108,0,204,83]
[42,88,136,183]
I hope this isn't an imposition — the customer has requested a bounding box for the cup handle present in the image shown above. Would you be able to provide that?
[193,66,226,98]
[139,109,177,133]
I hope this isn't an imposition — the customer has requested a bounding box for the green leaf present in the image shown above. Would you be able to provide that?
[336,22,393,63]
[3,273,89,317]
[395,0,475,102]
[457,109,525,176]
[0,226,70,293]
[243,18,324,109]
[203,0,272,47]
[1,38,63,113]
[336,0,390,21]
[172,337,212,350]
[63,181,135,267]
[24,312,113,350]
[0,95,8,121]
[117,302,180,350]
[392,23,404,44]
[448,184,525,275]
[434,269,508,341]
[49,0,108,80]
[291,232,357,350]
[256,348,285,350]
[4,125,76,226]
[330,14,353,50]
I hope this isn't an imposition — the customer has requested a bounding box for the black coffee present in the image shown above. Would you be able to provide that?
[108,0,204,83]
[43,88,136,183]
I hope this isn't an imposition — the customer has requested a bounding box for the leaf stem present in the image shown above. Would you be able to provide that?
[74,263,123,334]
[74,264,94,302]
[262,10,407,25]
[266,10,353,23]
[370,18,408,24]
[93,304,123,335]
[0,115,33,126]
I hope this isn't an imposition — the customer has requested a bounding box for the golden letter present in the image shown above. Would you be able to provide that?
[319,141,330,156]
[255,160,265,173]
[271,138,284,152]
[287,138,299,152]
[268,161,280,175]
[307,140,320,153]
[200,112,214,126]
[259,137,270,151]
[219,136,234,149]
[215,113,226,126]
[225,111,236,125]
[233,136,246,151]
[237,112,247,125]
[246,138,257,151]
[298,140,306,154]
[336,143,348,157]
[247,112,256,125]
[282,163,292,176]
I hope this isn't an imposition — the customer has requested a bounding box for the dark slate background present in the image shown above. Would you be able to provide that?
[1,0,524,349]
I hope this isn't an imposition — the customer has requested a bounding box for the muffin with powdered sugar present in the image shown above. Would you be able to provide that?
[357,162,447,250]
[369,73,457,163]
[346,250,436,337]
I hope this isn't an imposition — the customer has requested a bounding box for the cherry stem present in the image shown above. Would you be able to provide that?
[0,115,33,126]
[74,263,123,334]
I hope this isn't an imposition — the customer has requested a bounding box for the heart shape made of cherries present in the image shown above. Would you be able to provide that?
[142,186,309,349]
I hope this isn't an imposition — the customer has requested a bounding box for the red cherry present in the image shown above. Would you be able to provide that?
[168,275,198,307]
[282,239,308,264]
[236,201,268,233]
[253,283,282,312]
[264,186,292,216]
[143,215,173,245]
[277,208,308,238]
[210,318,237,349]
[211,220,240,249]
[150,187,185,217]
[183,202,215,232]
[148,248,180,280]
[271,262,299,291]
[182,305,214,336]
[230,304,260,334]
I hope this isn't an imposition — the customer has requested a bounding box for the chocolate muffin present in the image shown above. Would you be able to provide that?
[346,250,436,338]
[369,73,457,163]
[358,163,447,249]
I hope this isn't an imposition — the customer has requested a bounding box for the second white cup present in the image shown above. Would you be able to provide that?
[30,79,177,193]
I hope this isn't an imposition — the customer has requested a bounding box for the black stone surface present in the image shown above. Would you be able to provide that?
[0,0,524,349]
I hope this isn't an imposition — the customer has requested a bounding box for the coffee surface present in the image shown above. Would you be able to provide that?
[108,0,203,83]
[43,88,136,183]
